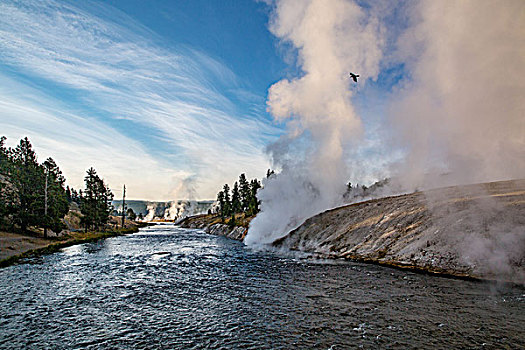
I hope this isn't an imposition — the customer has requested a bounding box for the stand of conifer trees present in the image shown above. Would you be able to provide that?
[0,137,68,235]
[0,136,114,234]
[216,173,262,223]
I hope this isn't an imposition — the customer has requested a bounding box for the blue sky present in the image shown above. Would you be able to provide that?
[0,0,399,200]
[0,0,291,200]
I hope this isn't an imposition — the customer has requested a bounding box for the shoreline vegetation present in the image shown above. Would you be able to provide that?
[2,136,523,286]
[0,136,151,268]
[181,179,525,286]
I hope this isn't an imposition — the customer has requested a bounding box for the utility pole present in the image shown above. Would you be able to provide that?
[121,184,126,228]
[44,169,49,238]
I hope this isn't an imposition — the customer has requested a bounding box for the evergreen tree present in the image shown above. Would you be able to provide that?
[9,137,43,233]
[231,181,241,214]
[126,208,136,221]
[248,179,262,215]
[216,190,225,221]
[222,184,231,217]
[81,168,97,230]
[66,186,72,203]
[70,188,80,203]
[0,136,6,163]
[80,167,113,231]
[0,137,13,229]
[238,173,250,212]
[229,211,236,228]
[96,175,114,230]
[42,157,69,234]
[0,137,73,234]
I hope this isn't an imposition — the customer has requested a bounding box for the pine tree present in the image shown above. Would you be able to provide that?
[1,137,74,234]
[81,168,97,230]
[70,188,80,203]
[216,190,225,221]
[223,183,231,217]
[80,167,113,231]
[126,208,136,221]
[231,181,241,214]
[239,173,250,212]
[42,157,69,234]
[248,179,262,215]
[0,137,13,229]
[66,186,72,203]
[9,137,43,233]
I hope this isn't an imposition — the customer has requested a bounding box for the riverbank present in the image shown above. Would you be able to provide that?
[0,224,148,268]
[178,213,251,240]
[274,179,525,285]
[180,179,525,285]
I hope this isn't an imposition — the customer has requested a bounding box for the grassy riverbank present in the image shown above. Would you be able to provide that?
[0,224,148,268]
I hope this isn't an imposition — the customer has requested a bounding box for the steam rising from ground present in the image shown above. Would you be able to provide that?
[391,1,525,278]
[246,0,525,247]
[392,0,525,190]
[245,0,383,244]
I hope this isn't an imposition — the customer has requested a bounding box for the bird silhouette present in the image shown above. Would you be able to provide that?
[349,72,359,82]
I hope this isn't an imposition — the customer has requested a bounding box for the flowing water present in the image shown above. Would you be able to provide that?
[0,224,523,349]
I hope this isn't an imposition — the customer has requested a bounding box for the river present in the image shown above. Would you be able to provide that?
[0,224,523,349]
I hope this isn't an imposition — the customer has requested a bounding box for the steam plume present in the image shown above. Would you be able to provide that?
[390,0,525,280]
[391,0,525,189]
[245,0,383,245]
[247,0,524,247]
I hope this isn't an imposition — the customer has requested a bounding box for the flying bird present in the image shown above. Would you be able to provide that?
[349,72,359,82]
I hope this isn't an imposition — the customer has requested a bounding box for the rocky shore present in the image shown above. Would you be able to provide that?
[274,179,525,284]
[180,179,525,284]
[179,214,248,241]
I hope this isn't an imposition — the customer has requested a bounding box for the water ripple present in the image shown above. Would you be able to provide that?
[0,225,523,349]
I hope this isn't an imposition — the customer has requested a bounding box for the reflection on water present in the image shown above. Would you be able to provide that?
[0,224,523,349]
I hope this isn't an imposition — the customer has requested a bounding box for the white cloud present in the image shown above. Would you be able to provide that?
[0,0,279,199]
[0,76,190,200]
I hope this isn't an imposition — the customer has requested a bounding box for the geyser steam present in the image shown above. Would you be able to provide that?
[245,0,383,245]
[391,0,525,189]
[389,0,525,279]
[246,0,525,247]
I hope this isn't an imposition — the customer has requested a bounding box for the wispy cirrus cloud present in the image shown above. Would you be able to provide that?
[0,0,280,199]
[0,74,189,200]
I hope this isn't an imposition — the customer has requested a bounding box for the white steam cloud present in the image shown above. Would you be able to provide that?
[391,0,525,189]
[246,0,525,247]
[390,0,525,279]
[245,0,384,245]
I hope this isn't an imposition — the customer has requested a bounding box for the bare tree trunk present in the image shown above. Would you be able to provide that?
[121,185,126,229]
[44,170,48,238]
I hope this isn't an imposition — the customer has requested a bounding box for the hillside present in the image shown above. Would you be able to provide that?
[273,179,525,284]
